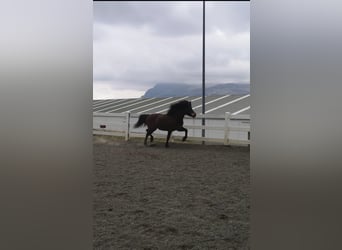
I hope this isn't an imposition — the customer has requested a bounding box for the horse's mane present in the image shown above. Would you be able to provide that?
[167,100,189,116]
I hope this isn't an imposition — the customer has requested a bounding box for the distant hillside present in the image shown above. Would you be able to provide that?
[142,83,250,98]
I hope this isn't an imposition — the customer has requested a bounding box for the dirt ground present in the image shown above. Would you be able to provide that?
[93,135,250,249]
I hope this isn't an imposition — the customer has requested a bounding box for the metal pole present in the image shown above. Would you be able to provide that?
[201,0,206,143]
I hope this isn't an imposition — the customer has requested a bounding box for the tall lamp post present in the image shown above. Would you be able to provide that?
[201,0,206,143]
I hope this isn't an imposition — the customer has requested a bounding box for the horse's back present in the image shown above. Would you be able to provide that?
[145,113,179,131]
[146,114,162,123]
[145,114,162,129]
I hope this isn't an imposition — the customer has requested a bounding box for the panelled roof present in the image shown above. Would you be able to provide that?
[93,95,250,115]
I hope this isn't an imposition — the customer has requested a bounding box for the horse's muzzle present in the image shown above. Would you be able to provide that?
[191,112,196,118]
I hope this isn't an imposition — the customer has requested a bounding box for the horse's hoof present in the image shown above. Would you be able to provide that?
[182,137,187,141]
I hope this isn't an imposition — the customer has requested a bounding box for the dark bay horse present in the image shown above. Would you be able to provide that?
[134,100,196,147]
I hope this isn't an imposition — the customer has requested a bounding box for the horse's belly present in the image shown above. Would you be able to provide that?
[156,116,179,131]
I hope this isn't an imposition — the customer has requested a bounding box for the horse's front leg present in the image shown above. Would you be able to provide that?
[165,131,172,148]
[177,127,188,141]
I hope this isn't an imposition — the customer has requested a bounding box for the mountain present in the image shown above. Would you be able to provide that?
[142,83,250,98]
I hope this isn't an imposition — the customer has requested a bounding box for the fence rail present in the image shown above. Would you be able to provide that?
[93,112,250,146]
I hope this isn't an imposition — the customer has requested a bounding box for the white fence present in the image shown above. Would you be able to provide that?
[93,112,250,146]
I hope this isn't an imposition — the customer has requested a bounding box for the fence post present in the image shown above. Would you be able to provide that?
[125,112,130,141]
[224,112,230,145]
[192,116,196,137]
[201,114,206,144]
[248,131,250,148]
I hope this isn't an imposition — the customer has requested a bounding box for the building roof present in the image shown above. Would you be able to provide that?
[93,95,250,115]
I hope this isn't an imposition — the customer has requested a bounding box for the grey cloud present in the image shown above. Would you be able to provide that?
[94,1,249,37]
[94,2,203,36]
[206,2,250,33]
[93,1,250,99]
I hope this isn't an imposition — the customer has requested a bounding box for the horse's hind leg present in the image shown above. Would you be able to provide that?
[165,131,172,148]
[145,128,155,146]
[177,127,188,141]
[144,131,149,145]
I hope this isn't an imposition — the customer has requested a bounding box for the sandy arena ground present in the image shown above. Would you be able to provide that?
[93,136,250,249]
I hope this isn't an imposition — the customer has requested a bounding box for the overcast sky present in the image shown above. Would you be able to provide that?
[93,1,250,99]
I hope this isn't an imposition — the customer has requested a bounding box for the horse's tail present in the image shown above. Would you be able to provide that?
[134,114,149,128]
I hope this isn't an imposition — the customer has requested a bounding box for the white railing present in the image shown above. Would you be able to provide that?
[93,112,250,146]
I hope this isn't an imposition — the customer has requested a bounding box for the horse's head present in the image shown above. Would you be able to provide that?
[168,100,196,118]
[186,101,196,118]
